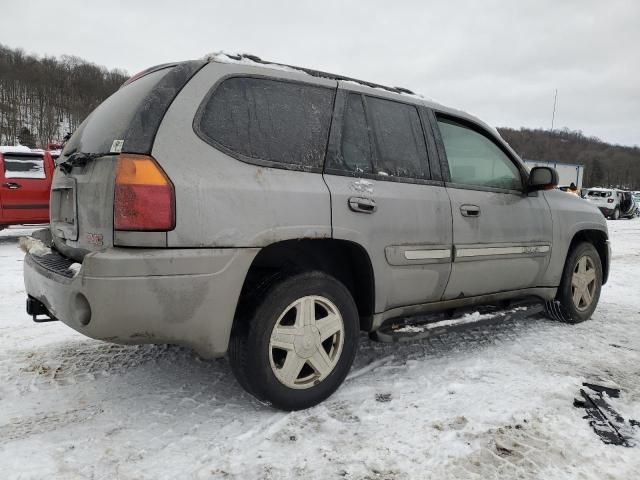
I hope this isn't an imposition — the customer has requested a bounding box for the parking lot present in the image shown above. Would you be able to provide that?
[1,220,639,479]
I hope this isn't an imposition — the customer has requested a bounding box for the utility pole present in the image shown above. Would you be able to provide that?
[551,89,558,131]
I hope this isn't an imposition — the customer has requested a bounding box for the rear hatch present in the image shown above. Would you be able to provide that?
[585,190,613,208]
[50,60,206,262]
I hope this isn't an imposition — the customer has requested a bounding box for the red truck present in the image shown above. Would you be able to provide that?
[0,146,56,230]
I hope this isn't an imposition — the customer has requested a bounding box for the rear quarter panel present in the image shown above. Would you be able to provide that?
[152,62,335,247]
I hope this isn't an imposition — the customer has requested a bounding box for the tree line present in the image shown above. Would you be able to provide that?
[0,43,127,148]
[1,43,638,189]
[498,127,640,190]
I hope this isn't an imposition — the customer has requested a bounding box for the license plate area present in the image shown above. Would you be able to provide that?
[51,177,78,241]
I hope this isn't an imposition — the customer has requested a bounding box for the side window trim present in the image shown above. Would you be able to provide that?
[425,108,451,182]
[360,94,382,175]
[430,111,527,194]
[324,88,348,173]
[193,73,337,173]
[419,107,442,182]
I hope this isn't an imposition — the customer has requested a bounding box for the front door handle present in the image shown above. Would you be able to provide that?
[349,196,377,214]
[460,204,480,217]
[2,182,21,189]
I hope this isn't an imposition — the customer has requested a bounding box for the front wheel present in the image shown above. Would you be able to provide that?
[228,271,359,411]
[546,242,602,324]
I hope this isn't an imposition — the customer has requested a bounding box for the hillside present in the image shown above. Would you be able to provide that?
[0,44,127,148]
[498,127,640,189]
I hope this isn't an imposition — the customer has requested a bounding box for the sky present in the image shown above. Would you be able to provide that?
[4,0,639,147]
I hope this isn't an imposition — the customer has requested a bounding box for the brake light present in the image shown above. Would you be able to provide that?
[114,154,175,231]
[607,198,614,203]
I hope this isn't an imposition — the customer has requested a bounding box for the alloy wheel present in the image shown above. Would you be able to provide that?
[571,255,597,311]
[269,295,344,389]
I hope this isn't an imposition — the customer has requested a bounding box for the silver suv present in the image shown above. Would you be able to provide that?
[24,54,610,410]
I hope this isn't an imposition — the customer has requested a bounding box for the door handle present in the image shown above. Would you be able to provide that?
[348,196,377,214]
[2,182,21,189]
[460,204,480,217]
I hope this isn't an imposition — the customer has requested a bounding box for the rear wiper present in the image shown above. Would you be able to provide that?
[58,152,117,174]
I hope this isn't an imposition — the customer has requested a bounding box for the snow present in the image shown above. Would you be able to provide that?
[1,221,640,479]
[205,52,437,103]
[67,263,81,277]
[205,51,302,74]
[18,236,51,257]
[393,307,532,333]
[0,145,32,153]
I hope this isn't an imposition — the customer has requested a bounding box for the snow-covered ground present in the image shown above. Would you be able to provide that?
[1,221,639,479]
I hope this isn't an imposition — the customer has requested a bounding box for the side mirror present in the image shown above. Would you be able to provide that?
[528,166,559,191]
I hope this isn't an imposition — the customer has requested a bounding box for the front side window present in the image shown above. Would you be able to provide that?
[437,118,522,191]
[198,77,335,169]
[3,155,46,179]
[366,96,429,179]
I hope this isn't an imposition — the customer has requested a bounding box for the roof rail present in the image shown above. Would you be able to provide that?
[219,53,415,96]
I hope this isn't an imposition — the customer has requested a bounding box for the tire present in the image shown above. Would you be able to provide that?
[228,271,359,411]
[612,208,620,220]
[546,242,602,324]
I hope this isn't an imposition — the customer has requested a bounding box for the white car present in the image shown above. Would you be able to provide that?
[584,188,636,219]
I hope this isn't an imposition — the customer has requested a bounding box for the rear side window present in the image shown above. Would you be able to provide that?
[366,97,429,179]
[437,118,522,191]
[2,155,46,179]
[197,77,335,169]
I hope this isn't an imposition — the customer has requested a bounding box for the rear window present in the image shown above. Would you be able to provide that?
[196,77,335,170]
[62,61,205,157]
[587,190,611,197]
[63,68,171,156]
[2,154,46,179]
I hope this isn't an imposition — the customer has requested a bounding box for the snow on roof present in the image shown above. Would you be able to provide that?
[204,51,422,97]
[203,52,500,142]
[0,145,33,153]
[205,52,301,74]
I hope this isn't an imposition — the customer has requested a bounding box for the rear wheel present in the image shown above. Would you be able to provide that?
[228,271,359,410]
[612,208,620,220]
[546,242,602,324]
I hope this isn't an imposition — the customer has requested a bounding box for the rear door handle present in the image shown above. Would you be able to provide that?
[2,182,21,189]
[460,204,480,217]
[349,196,377,214]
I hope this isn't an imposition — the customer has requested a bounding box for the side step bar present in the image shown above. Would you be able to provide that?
[370,299,545,343]
[26,296,59,323]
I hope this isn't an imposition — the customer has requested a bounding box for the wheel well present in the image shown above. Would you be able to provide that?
[569,229,610,284]
[237,239,375,331]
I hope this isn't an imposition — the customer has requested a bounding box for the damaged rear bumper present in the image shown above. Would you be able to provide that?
[24,246,259,358]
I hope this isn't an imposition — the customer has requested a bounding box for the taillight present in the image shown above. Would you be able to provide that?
[607,198,614,203]
[114,154,175,231]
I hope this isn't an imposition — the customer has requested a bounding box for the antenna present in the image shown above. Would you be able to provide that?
[551,89,558,131]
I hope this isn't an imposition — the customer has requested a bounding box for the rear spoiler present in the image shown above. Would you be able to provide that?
[120,62,179,88]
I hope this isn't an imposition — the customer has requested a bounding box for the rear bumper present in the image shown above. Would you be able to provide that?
[597,206,614,216]
[24,247,259,358]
